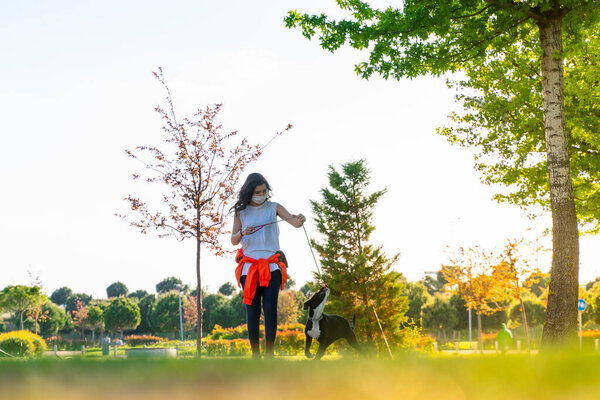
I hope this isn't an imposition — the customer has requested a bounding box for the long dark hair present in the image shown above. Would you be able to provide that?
[230,173,272,213]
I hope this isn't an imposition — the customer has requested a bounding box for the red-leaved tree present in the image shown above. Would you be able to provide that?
[120,68,291,355]
[72,299,89,338]
[183,294,198,331]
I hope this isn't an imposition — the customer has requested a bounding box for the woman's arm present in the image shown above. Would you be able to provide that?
[231,213,255,245]
[231,213,243,246]
[276,203,306,228]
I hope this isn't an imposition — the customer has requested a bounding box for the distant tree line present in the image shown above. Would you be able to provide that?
[0,276,308,341]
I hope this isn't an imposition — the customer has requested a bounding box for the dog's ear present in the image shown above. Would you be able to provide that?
[303,301,309,310]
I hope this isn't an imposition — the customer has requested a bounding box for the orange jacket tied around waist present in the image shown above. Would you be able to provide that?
[235,249,287,305]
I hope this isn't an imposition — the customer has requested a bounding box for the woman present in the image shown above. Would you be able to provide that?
[231,172,305,358]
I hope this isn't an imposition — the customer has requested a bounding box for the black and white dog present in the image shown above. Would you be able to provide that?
[303,286,362,359]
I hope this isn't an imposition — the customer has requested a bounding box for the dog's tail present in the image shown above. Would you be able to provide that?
[351,313,356,330]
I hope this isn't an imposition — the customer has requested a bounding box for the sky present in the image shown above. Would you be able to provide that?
[2,0,599,300]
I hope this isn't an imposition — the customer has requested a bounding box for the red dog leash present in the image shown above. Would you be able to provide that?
[245,216,297,235]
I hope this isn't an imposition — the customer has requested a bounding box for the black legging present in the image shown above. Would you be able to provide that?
[240,269,282,344]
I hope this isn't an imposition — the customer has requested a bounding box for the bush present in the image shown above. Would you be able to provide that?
[21,330,47,356]
[205,339,232,356]
[276,329,305,355]
[46,336,89,351]
[203,338,251,356]
[207,323,305,340]
[124,334,168,347]
[395,323,435,352]
[481,331,498,349]
[204,324,306,356]
[0,330,46,357]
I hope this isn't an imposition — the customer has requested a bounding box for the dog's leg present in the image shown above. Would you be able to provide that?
[314,342,328,360]
[345,331,362,354]
[304,335,313,358]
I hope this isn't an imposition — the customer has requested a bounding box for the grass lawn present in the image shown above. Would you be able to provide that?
[1,353,600,399]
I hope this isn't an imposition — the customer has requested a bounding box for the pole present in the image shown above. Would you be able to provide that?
[579,311,583,350]
[468,307,472,350]
[178,287,184,342]
[372,305,393,359]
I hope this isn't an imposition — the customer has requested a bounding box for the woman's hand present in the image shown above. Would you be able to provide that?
[241,226,255,236]
[294,214,306,226]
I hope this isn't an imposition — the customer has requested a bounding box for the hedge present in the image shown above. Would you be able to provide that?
[124,335,168,347]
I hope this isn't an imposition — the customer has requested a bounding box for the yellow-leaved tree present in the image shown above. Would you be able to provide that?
[441,246,510,352]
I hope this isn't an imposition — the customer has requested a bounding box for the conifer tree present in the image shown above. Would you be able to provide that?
[310,160,408,348]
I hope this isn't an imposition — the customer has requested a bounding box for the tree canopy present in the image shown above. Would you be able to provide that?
[50,287,72,306]
[286,0,600,345]
[439,22,600,232]
[103,297,141,337]
[106,282,129,298]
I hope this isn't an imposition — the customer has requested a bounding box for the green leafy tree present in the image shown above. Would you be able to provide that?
[134,294,156,334]
[311,160,408,348]
[422,297,458,342]
[106,282,129,298]
[156,277,184,295]
[586,278,600,292]
[420,272,448,297]
[103,297,141,338]
[450,294,470,331]
[86,305,105,342]
[523,270,551,298]
[213,292,246,329]
[403,282,430,326]
[284,275,297,290]
[277,290,303,325]
[0,285,43,330]
[61,313,75,334]
[65,293,92,317]
[38,302,69,337]
[201,293,227,333]
[217,283,236,297]
[480,308,509,331]
[50,287,72,306]
[128,290,149,300]
[151,293,184,338]
[440,26,600,234]
[510,300,546,327]
[286,0,599,347]
[299,283,313,298]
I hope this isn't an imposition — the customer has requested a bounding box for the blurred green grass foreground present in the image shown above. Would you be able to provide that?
[2,354,600,400]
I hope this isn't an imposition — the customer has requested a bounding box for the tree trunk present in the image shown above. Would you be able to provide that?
[20,312,24,330]
[538,12,580,347]
[196,237,203,356]
[519,296,531,350]
[362,299,374,344]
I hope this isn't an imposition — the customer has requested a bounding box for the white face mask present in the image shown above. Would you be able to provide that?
[252,194,267,205]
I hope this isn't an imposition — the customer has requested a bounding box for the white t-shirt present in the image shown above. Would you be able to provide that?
[239,200,281,276]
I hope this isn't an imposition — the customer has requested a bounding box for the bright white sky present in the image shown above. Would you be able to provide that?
[2,1,599,300]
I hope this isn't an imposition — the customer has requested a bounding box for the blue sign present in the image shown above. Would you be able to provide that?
[578,299,587,312]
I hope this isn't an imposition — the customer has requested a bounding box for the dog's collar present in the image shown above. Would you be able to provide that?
[310,314,324,322]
